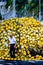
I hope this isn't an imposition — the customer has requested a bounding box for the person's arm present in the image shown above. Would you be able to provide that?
[14,42,16,48]
[13,37,16,48]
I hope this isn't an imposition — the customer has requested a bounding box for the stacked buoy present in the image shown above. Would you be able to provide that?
[0,17,43,60]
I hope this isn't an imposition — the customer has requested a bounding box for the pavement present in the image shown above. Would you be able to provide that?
[0,60,43,65]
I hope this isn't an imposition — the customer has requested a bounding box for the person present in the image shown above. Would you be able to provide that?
[8,34,16,58]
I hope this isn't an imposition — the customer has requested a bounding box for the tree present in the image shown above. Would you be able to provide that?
[15,0,28,17]
[5,0,43,19]
[0,13,2,20]
[27,0,39,16]
[5,0,12,8]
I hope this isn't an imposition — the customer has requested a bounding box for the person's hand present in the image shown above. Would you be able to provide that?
[14,44,16,48]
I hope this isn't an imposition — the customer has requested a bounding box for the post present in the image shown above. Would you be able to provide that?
[39,0,41,21]
[0,6,1,14]
[12,0,16,17]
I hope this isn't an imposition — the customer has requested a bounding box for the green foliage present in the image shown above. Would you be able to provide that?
[28,0,39,11]
[15,0,28,13]
[5,0,43,17]
[0,13,2,20]
[5,0,12,8]
[41,0,43,7]
[15,0,39,16]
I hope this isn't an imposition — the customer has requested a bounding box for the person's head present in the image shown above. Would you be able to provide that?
[9,34,13,38]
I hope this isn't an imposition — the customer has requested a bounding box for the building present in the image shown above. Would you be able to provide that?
[0,0,16,20]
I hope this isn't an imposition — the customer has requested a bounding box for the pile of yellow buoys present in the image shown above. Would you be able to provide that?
[0,17,43,60]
